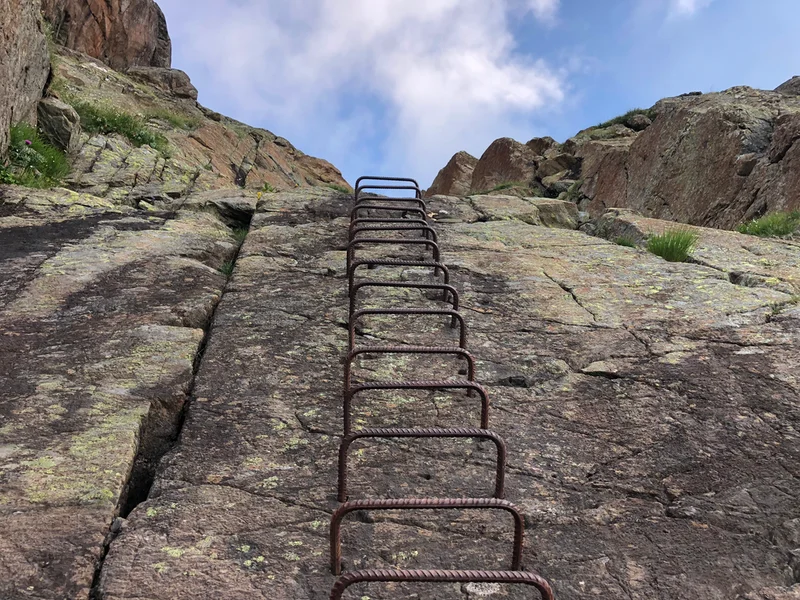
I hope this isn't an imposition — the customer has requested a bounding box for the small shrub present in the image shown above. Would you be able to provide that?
[72,101,170,155]
[327,183,351,194]
[260,182,276,193]
[646,228,698,262]
[596,108,657,129]
[2,123,70,188]
[219,260,236,276]
[615,236,637,248]
[736,211,800,237]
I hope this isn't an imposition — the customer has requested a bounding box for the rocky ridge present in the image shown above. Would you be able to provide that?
[430,81,800,230]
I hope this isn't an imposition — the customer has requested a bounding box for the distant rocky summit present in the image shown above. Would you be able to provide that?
[430,80,800,230]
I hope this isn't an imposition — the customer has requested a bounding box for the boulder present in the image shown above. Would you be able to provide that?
[775,76,800,96]
[0,0,50,154]
[625,113,653,131]
[537,152,580,178]
[37,97,82,153]
[127,67,198,100]
[525,136,558,156]
[42,0,172,70]
[470,137,538,193]
[426,151,478,197]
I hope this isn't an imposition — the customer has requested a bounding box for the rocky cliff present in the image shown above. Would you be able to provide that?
[430,81,800,230]
[0,0,50,155]
[42,0,172,70]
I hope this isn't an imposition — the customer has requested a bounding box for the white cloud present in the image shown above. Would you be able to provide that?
[160,0,565,185]
[525,0,560,22]
[669,0,714,17]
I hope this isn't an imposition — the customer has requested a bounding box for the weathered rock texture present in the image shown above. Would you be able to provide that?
[425,150,478,197]
[0,0,51,154]
[0,185,246,598]
[433,80,800,230]
[22,190,783,599]
[42,0,172,70]
[49,48,348,201]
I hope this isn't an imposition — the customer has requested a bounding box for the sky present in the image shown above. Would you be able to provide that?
[157,0,800,188]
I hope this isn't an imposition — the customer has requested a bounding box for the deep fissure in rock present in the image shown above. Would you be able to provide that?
[119,208,253,519]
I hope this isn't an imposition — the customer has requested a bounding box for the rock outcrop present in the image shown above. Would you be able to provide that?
[42,0,172,70]
[470,137,539,193]
[433,80,800,230]
[49,48,348,199]
[425,150,478,197]
[0,0,50,154]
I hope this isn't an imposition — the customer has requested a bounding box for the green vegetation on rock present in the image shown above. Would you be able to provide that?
[646,228,698,262]
[0,123,70,187]
[72,101,170,155]
[596,108,657,129]
[144,108,200,131]
[219,260,236,277]
[615,236,637,248]
[737,211,800,237]
[326,183,351,194]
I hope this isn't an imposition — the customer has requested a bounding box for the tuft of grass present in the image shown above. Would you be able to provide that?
[144,108,201,131]
[232,227,249,244]
[72,101,170,155]
[596,108,657,129]
[646,228,699,262]
[326,183,351,194]
[491,182,519,192]
[219,260,236,277]
[615,236,638,248]
[2,123,70,188]
[260,182,276,193]
[736,211,800,237]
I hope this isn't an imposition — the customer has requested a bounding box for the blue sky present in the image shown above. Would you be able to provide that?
[158,0,800,188]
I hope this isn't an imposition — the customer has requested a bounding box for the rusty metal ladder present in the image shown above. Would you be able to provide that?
[329,175,555,599]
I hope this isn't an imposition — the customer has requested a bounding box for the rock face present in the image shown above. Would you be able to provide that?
[42,0,172,70]
[432,83,800,230]
[0,0,50,154]
[6,189,782,600]
[583,87,800,229]
[425,150,478,197]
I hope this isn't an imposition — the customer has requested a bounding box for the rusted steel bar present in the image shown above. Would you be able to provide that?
[347,259,451,303]
[349,218,432,240]
[344,345,475,392]
[337,427,506,501]
[347,239,440,272]
[354,196,427,211]
[344,379,489,435]
[355,175,421,190]
[349,224,438,243]
[349,308,466,350]
[355,186,422,201]
[330,497,524,575]
[350,281,459,319]
[329,568,554,600]
[350,204,428,222]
